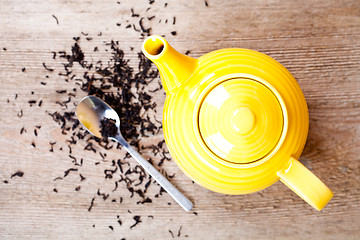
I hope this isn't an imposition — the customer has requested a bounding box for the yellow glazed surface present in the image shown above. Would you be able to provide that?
[142,35,333,210]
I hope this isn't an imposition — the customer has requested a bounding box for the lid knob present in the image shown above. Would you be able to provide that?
[231,107,255,135]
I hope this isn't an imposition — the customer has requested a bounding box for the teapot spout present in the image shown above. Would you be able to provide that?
[142,35,198,93]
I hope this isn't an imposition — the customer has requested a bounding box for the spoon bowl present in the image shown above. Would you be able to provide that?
[76,95,120,139]
[76,95,193,212]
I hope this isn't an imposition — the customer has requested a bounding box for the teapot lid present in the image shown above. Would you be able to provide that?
[198,78,284,164]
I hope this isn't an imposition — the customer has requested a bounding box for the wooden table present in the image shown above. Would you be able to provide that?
[1,0,359,239]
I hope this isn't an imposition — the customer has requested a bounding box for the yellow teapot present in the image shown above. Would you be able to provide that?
[142,35,333,210]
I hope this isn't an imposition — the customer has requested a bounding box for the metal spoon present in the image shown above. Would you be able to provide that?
[76,95,193,212]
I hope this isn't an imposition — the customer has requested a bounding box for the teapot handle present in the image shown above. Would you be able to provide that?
[277,157,333,211]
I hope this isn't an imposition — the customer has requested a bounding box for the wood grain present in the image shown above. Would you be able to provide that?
[0,0,360,239]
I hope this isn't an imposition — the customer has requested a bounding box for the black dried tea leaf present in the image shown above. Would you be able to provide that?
[131,8,139,17]
[130,215,142,229]
[169,230,174,238]
[20,127,26,134]
[64,168,78,177]
[178,226,182,237]
[56,90,67,94]
[79,174,86,181]
[42,63,54,71]
[52,14,59,24]
[10,171,24,178]
[88,198,95,211]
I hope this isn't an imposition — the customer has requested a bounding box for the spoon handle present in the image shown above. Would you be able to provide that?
[115,135,193,212]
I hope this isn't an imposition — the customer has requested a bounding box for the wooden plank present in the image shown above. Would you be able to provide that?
[0,0,359,239]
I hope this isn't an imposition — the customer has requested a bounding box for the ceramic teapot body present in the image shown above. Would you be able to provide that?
[142,35,333,210]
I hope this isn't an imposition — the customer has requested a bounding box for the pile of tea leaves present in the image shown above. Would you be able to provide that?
[46,35,182,225]
[41,2,191,232]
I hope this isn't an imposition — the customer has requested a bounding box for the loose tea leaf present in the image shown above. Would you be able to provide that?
[42,63,54,71]
[64,168,78,177]
[52,14,59,25]
[88,198,95,212]
[130,215,142,229]
[10,171,24,178]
